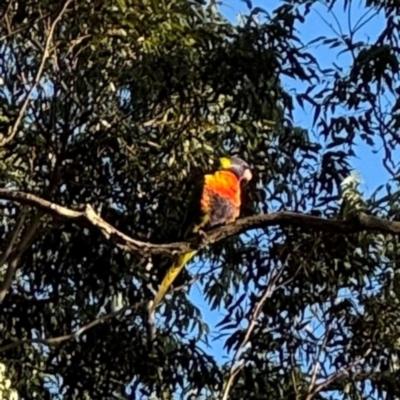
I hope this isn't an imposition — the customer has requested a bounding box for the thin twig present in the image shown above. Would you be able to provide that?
[221,264,286,400]
[0,0,12,24]
[0,207,28,266]
[307,320,333,398]
[0,277,198,354]
[306,348,372,400]
[0,0,72,147]
[0,212,42,303]
[0,300,146,353]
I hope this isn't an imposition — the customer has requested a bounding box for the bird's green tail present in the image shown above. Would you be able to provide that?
[149,250,197,314]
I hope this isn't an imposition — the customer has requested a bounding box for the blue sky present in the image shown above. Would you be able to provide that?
[222,0,392,189]
[4,2,395,398]
[186,0,394,368]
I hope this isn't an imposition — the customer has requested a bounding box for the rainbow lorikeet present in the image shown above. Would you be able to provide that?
[149,156,252,314]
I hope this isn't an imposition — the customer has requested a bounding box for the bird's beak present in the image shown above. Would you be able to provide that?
[243,169,252,182]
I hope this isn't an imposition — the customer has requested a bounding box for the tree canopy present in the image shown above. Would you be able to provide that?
[1,0,400,399]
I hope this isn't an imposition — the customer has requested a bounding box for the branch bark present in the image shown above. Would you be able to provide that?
[0,189,399,257]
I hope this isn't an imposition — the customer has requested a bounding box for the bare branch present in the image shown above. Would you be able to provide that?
[0,256,21,304]
[307,319,333,398]
[221,264,285,400]
[306,348,373,400]
[0,275,197,354]
[0,300,147,353]
[0,189,400,258]
[0,1,12,24]
[0,0,72,147]
[0,207,28,266]
[0,210,42,303]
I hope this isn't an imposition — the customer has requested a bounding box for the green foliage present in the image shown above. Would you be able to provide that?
[1,0,400,399]
[0,363,18,400]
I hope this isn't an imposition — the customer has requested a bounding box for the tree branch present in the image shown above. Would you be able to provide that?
[0,300,147,353]
[0,209,43,303]
[306,348,372,399]
[0,207,28,267]
[306,318,333,399]
[0,0,72,147]
[0,278,198,354]
[221,263,286,400]
[0,189,400,258]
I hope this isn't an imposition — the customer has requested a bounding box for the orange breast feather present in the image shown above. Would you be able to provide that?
[201,170,241,216]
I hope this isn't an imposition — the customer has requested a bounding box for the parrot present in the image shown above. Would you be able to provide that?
[149,156,252,315]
